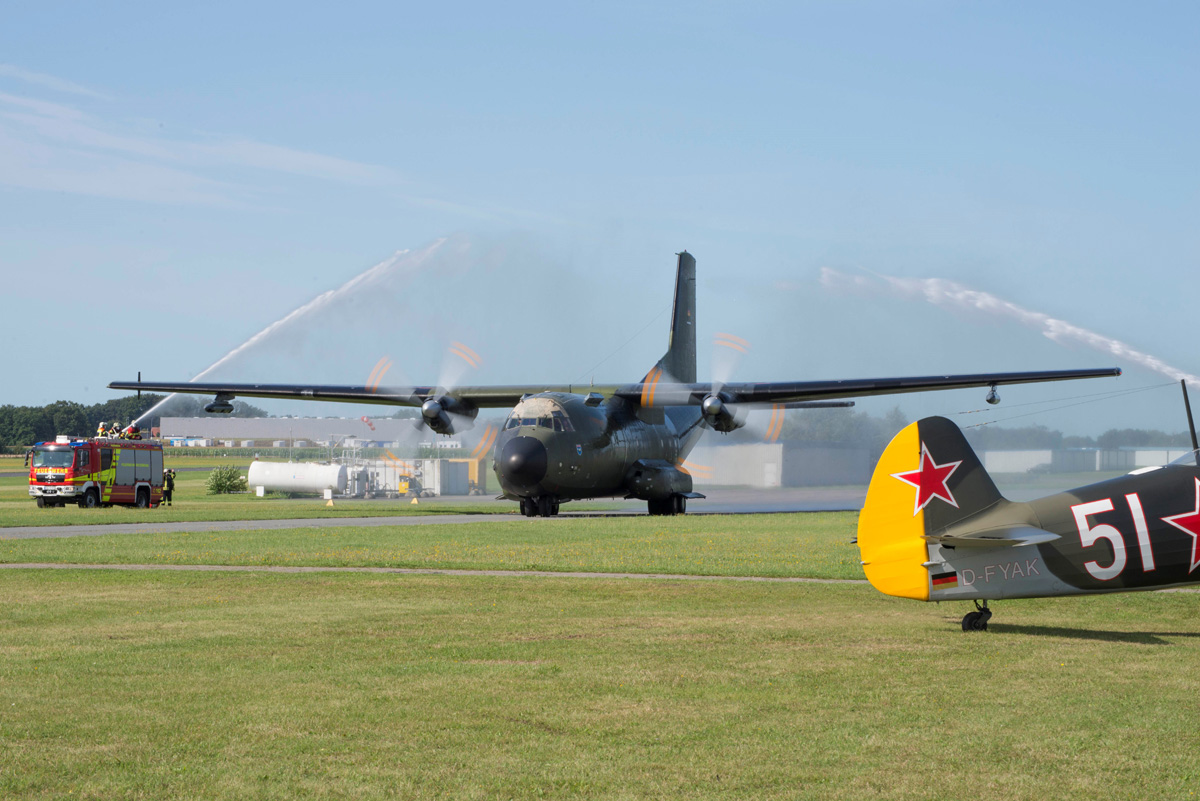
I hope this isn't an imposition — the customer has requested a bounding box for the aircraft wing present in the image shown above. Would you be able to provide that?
[618,367,1122,407]
[111,368,1118,412]
[105,380,622,409]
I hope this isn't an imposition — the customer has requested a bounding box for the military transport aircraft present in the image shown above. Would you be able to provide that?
[859,411,1200,631]
[111,252,1120,517]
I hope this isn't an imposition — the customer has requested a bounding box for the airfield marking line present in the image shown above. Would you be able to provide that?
[0,562,868,584]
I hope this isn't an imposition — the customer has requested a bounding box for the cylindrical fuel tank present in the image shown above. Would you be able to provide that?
[247,461,347,494]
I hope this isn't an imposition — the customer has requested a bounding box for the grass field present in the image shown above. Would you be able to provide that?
[2,504,1199,798]
[1,467,627,527]
[3,568,1199,800]
[0,467,523,528]
[0,513,861,578]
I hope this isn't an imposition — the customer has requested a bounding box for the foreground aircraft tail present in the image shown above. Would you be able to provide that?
[643,251,697,387]
[858,416,1009,600]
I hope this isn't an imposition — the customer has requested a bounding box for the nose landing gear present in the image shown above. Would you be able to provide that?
[520,496,561,517]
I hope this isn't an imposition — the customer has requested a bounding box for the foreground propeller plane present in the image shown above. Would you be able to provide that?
[859,414,1200,630]
[111,252,1120,516]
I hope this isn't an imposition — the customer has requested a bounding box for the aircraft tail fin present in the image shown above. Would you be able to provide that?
[645,251,696,385]
[857,416,1006,600]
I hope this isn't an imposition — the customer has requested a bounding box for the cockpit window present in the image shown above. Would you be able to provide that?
[539,417,552,429]
[521,417,537,427]
[505,417,521,430]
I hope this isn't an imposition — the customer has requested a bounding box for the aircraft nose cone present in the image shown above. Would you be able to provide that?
[499,436,547,492]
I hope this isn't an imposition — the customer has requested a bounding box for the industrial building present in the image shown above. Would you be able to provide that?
[161,418,1193,492]
[159,416,437,448]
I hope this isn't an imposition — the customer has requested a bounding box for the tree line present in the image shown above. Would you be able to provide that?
[0,395,267,448]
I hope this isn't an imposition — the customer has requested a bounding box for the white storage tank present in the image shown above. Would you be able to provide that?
[248,462,348,495]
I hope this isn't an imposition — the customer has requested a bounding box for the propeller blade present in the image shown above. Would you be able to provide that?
[439,340,483,396]
[712,332,750,394]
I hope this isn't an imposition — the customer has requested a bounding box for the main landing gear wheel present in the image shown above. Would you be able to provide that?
[647,496,687,516]
[961,601,992,632]
[648,498,679,516]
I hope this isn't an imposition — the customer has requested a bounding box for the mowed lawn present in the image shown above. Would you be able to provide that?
[0,470,524,528]
[0,513,862,579]
[3,569,1199,800]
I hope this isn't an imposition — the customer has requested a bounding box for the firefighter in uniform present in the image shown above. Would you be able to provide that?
[97,421,108,438]
[163,469,176,506]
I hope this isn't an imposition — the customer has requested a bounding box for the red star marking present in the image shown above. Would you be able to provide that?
[1161,476,1200,574]
[891,443,962,516]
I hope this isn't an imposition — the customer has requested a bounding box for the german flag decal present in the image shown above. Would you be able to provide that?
[930,571,958,591]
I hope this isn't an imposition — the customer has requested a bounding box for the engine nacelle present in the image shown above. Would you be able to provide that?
[420,396,478,435]
[700,394,746,434]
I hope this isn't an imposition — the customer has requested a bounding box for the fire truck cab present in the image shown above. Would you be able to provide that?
[29,435,164,509]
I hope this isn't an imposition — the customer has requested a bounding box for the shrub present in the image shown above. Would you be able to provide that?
[206,465,248,495]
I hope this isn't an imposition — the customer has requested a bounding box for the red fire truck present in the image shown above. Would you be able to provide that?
[28,436,164,509]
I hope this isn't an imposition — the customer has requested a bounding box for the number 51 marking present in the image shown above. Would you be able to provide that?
[1070,494,1156,581]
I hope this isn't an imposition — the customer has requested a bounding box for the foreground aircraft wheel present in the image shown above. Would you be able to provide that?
[536,496,555,517]
[673,496,686,515]
[520,499,534,517]
[961,603,991,632]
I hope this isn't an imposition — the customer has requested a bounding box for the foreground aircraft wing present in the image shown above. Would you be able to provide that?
[619,367,1122,407]
[105,380,621,410]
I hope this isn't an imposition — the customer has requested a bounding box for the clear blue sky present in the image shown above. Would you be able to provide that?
[2,2,1196,434]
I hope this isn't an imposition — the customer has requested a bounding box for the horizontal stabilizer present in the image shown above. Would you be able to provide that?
[924,525,1059,548]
